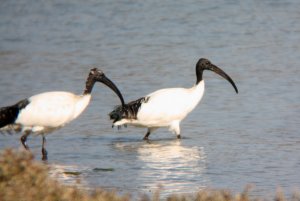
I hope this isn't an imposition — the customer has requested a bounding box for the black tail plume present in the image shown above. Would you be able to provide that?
[0,99,29,128]
[109,96,150,123]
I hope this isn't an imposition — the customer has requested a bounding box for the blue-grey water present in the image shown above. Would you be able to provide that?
[0,0,299,198]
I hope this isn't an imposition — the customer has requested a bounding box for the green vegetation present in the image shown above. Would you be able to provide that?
[0,149,299,201]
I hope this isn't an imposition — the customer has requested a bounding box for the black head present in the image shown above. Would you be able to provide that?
[85,68,125,106]
[196,58,238,93]
[196,58,213,70]
[89,68,105,80]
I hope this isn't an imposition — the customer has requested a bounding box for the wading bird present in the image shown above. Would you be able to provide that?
[109,58,238,140]
[0,68,124,160]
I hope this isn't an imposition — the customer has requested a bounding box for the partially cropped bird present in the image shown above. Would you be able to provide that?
[109,58,238,140]
[0,68,124,160]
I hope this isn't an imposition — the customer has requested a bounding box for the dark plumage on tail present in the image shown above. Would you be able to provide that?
[109,97,150,123]
[0,99,29,129]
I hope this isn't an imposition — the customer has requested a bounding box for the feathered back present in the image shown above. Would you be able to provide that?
[109,97,150,123]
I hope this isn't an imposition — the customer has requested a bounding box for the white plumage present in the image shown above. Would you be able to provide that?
[114,81,205,136]
[16,92,91,130]
[0,68,124,160]
[109,58,238,140]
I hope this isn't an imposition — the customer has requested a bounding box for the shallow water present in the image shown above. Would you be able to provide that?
[1,0,300,198]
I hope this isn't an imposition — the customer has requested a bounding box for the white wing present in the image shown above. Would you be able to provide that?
[137,81,205,126]
[16,91,91,128]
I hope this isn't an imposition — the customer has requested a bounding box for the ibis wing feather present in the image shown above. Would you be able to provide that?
[16,92,91,128]
[0,99,29,130]
[109,97,150,122]
[136,88,196,125]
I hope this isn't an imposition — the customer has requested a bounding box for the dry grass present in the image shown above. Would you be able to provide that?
[0,149,129,201]
[0,149,299,201]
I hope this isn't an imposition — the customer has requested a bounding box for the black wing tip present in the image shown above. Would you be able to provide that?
[0,108,18,128]
[109,96,149,123]
[0,98,29,129]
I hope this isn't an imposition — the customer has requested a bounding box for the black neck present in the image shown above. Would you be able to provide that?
[196,67,204,85]
[83,75,96,95]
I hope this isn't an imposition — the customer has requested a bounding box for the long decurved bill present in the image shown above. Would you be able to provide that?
[98,75,125,106]
[210,64,238,93]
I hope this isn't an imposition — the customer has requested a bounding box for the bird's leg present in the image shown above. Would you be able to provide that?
[20,131,31,150]
[170,121,181,139]
[143,129,151,140]
[41,136,48,161]
[143,128,157,141]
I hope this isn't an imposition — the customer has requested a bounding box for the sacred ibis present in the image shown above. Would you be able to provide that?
[109,58,238,140]
[0,68,124,160]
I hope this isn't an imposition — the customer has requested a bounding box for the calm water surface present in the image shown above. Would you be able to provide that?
[0,0,300,198]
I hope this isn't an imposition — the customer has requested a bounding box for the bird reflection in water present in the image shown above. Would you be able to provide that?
[114,139,207,195]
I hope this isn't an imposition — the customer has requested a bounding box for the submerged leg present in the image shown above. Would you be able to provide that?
[143,128,157,140]
[170,121,181,139]
[20,131,31,150]
[143,129,151,140]
[41,136,48,161]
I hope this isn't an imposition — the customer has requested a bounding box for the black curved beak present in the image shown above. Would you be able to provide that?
[209,64,238,94]
[98,74,125,106]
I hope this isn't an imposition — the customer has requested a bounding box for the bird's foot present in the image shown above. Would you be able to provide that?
[143,136,149,141]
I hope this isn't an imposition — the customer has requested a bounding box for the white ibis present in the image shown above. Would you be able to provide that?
[109,58,238,140]
[0,68,124,160]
